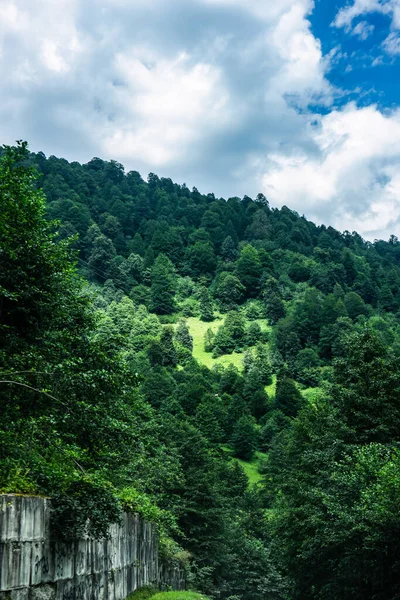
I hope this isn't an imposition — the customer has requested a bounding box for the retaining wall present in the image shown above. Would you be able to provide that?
[0,495,185,600]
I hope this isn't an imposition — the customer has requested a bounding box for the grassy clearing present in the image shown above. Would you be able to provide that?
[266,376,322,404]
[151,593,209,600]
[127,590,208,600]
[185,316,270,371]
[235,452,268,485]
[223,446,268,486]
[185,316,242,370]
[126,587,157,600]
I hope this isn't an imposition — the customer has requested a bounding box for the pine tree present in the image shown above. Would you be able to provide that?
[175,319,193,351]
[235,244,263,297]
[204,328,215,353]
[160,326,178,367]
[199,286,214,321]
[150,253,176,314]
[262,278,285,324]
[274,372,303,418]
[220,235,239,262]
[231,416,257,460]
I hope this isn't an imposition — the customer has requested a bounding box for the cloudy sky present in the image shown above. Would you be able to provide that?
[1,0,400,240]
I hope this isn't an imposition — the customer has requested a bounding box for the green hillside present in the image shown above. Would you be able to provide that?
[2,143,400,600]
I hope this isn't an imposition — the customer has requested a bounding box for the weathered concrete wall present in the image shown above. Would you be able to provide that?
[0,495,185,600]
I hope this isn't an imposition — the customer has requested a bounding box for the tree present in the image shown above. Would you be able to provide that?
[254,343,273,385]
[220,235,238,262]
[274,372,303,418]
[175,319,193,351]
[224,311,246,345]
[245,321,262,346]
[186,241,216,276]
[262,278,285,324]
[215,273,245,311]
[0,142,78,347]
[204,328,215,353]
[231,416,257,460]
[118,253,145,287]
[344,291,368,320]
[160,326,178,367]
[0,143,141,538]
[199,286,214,322]
[150,253,176,314]
[235,245,263,297]
[213,311,246,355]
[378,284,397,312]
[243,366,269,419]
[288,261,310,283]
[88,234,117,281]
[195,396,224,443]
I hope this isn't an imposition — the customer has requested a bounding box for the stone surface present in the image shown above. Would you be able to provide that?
[0,495,185,600]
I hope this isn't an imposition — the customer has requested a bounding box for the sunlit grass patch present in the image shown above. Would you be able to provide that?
[222,446,268,486]
[151,593,209,600]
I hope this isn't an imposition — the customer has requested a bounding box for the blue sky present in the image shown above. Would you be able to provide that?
[312,0,400,110]
[1,0,400,240]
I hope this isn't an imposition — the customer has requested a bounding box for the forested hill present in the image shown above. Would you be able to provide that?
[32,150,400,300]
[2,143,400,600]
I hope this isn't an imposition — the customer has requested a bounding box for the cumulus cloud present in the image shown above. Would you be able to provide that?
[382,31,400,54]
[0,0,331,180]
[263,104,400,240]
[333,0,400,55]
[0,0,400,239]
[352,20,375,40]
[333,0,400,30]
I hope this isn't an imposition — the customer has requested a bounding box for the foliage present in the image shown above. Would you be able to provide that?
[151,254,176,314]
[199,287,214,322]
[5,143,400,598]
[231,416,258,461]
[149,593,210,600]
[175,320,194,352]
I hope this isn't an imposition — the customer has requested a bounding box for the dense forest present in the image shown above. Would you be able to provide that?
[2,142,400,600]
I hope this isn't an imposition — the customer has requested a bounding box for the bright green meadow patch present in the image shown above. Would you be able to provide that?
[184,316,270,371]
[151,593,209,600]
[127,591,208,600]
[222,446,268,486]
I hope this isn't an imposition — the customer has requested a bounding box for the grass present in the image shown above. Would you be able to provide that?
[151,593,209,600]
[127,587,157,600]
[127,590,209,600]
[266,375,322,404]
[235,451,268,485]
[265,374,277,397]
[223,446,268,486]
[185,316,270,371]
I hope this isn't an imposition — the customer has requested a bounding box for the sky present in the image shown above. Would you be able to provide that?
[1,0,400,240]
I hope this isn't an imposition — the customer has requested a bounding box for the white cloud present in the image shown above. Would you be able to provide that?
[382,31,400,54]
[202,0,314,22]
[269,3,331,103]
[104,52,231,166]
[1,0,400,239]
[334,0,400,55]
[263,105,400,239]
[352,20,375,39]
[334,0,398,28]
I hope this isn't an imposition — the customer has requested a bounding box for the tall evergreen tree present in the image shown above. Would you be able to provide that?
[150,253,176,314]
[175,319,193,351]
[199,286,214,322]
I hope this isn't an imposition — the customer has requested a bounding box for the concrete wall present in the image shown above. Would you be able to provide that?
[0,495,185,600]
